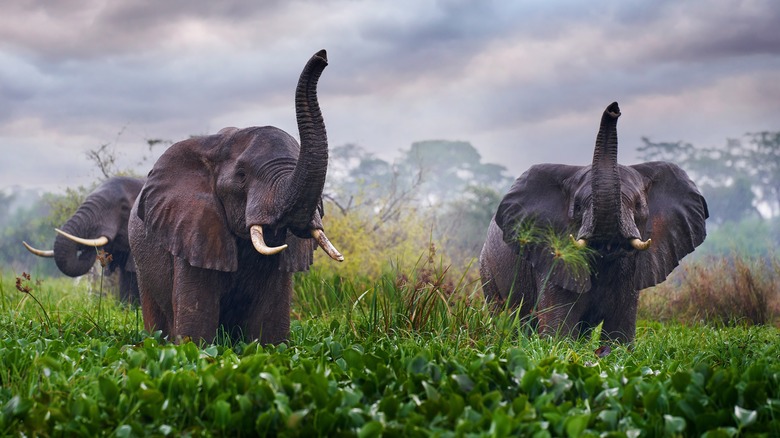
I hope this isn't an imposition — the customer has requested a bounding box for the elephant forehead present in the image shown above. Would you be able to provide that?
[242,126,300,155]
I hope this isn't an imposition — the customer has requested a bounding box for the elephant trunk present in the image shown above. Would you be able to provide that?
[590,102,622,239]
[282,49,330,230]
[53,205,103,277]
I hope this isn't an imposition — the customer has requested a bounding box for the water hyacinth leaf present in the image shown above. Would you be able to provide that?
[342,347,364,369]
[3,396,32,418]
[114,424,133,438]
[358,420,383,438]
[733,406,757,428]
[564,413,590,437]
[451,374,475,393]
[700,427,738,438]
[664,414,686,434]
[408,355,428,375]
[213,400,231,429]
[671,371,692,392]
[422,381,440,402]
[98,376,120,404]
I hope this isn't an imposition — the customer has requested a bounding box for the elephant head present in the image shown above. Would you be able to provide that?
[22,176,144,303]
[481,102,708,342]
[129,49,342,344]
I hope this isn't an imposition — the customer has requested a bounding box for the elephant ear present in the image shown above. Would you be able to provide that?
[630,161,709,289]
[495,164,591,293]
[137,138,238,272]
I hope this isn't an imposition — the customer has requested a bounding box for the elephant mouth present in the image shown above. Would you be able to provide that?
[570,234,651,256]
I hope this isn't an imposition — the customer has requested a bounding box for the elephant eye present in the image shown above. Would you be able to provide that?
[235,169,247,183]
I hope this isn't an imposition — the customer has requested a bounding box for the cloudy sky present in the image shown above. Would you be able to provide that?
[1,0,779,193]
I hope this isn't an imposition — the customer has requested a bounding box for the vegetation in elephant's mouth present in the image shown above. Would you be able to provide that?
[511,220,596,279]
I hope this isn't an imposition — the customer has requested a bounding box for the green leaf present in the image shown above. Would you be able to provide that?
[452,374,475,393]
[565,413,590,437]
[664,414,686,434]
[114,424,133,438]
[671,371,691,392]
[358,420,384,438]
[733,406,757,428]
[213,400,231,429]
[98,376,120,404]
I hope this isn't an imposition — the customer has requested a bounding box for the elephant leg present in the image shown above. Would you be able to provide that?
[236,271,293,345]
[130,217,174,336]
[536,285,589,338]
[600,290,639,343]
[172,257,226,344]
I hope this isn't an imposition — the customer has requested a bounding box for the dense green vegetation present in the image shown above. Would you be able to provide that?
[1,265,778,436]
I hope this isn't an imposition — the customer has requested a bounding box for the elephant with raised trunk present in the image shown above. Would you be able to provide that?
[479,102,708,343]
[129,50,343,344]
[23,176,144,304]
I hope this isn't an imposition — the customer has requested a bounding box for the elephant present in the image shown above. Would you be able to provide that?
[479,102,708,343]
[23,176,144,304]
[128,49,343,345]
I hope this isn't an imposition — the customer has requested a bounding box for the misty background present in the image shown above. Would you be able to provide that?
[2,1,779,277]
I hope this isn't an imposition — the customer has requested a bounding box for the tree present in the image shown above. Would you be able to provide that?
[638,131,780,223]
[319,140,512,276]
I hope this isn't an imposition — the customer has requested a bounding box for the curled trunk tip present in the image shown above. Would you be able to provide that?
[605,102,621,119]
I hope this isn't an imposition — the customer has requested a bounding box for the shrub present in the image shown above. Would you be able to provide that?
[312,198,447,280]
[639,253,780,326]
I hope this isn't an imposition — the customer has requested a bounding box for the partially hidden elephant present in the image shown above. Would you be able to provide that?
[128,50,343,344]
[23,176,144,304]
[479,102,708,343]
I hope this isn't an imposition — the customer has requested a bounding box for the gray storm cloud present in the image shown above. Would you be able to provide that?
[1,0,779,191]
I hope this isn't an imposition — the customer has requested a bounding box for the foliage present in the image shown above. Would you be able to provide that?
[695,216,780,259]
[321,141,511,276]
[639,252,780,327]
[312,196,439,279]
[0,192,62,277]
[1,270,780,436]
[638,131,780,222]
[435,185,503,270]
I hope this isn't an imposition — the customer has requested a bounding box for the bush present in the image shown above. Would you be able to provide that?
[311,198,447,280]
[639,253,780,327]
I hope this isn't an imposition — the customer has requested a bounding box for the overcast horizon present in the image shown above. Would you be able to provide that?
[2,1,779,194]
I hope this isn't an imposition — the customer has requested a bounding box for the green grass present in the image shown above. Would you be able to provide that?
[1,267,779,436]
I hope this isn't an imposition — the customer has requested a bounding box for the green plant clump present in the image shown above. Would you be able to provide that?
[1,267,779,436]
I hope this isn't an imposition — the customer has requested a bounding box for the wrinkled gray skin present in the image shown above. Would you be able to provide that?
[39,177,143,304]
[129,50,339,345]
[479,102,709,343]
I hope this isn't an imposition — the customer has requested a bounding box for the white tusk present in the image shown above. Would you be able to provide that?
[630,238,652,251]
[250,225,288,255]
[312,229,344,262]
[55,228,108,247]
[569,234,587,249]
[22,241,54,258]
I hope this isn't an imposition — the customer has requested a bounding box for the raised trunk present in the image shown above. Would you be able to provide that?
[590,102,622,238]
[53,211,99,277]
[282,50,330,229]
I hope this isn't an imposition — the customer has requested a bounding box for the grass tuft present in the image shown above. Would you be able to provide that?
[640,252,780,327]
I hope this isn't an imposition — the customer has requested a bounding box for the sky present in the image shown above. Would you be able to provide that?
[1,0,779,194]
